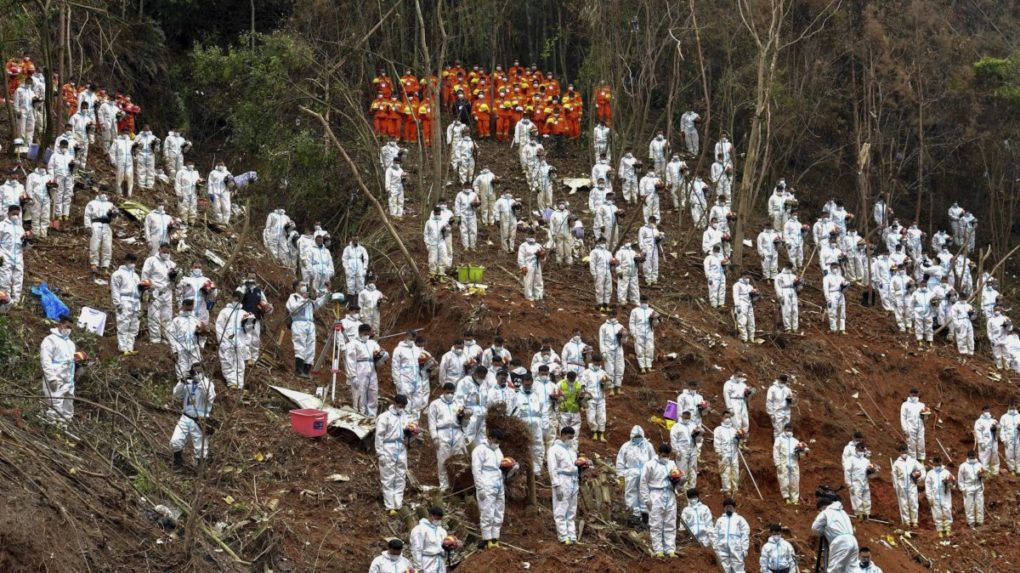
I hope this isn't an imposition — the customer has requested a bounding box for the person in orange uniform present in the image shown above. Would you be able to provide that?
[5,57,23,98]
[509,60,526,81]
[372,70,394,99]
[119,95,141,134]
[495,91,513,142]
[595,82,613,125]
[563,85,583,139]
[473,95,493,139]
[384,95,402,139]
[62,81,79,115]
[400,70,420,99]
[401,94,419,143]
[370,93,388,136]
[417,99,433,146]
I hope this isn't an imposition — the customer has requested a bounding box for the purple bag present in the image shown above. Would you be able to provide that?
[663,400,678,421]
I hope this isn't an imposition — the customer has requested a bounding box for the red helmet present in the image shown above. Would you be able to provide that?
[499,457,516,470]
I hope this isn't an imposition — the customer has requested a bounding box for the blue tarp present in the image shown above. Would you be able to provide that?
[31,283,70,321]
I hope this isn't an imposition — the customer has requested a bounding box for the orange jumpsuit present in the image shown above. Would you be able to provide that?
[372,76,394,99]
[5,59,22,97]
[384,98,402,139]
[565,101,582,139]
[418,102,432,146]
[509,64,526,80]
[400,74,420,98]
[62,83,79,114]
[473,100,492,139]
[401,98,418,142]
[595,86,613,125]
[495,100,512,142]
[370,97,387,135]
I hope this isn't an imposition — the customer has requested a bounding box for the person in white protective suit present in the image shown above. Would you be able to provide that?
[846,441,874,520]
[589,236,614,311]
[711,156,734,202]
[177,261,216,326]
[773,423,806,504]
[454,134,477,185]
[760,524,796,573]
[1001,400,1020,475]
[110,253,142,355]
[548,426,581,544]
[472,428,514,549]
[376,395,411,515]
[238,272,270,364]
[174,159,202,224]
[709,197,732,235]
[680,109,700,155]
[648,131,668,177]
[670,410,702,488]
[774,263,800,332]
[215,288,251,390]
[439,340,468,388]
[593,121,611,162]
[167,298,204,382]
[14,79,37,143]
[109,129,136,197]
[410,506,454,573]
[640,443,684,558]
[494,190,518,253]
[379,139,403,171]
[347,324,388,417]
[924,456,955,537]
[582,355,608,441]
[0,205,26,305]
[561,328,591,376]
[589,176,608,214]
[334,236,368,296]
[487,368,518,416]
[638,216,663,285]
[532,365,558,450]
[302,233,333,296]
[133,125,160,190]
[520,140,543,191]
[704,244,727,308]
[26,165,51,239]
[481,336,512,369]
[383,155,406,217]
[142,243,178,343]
[616,425,657,528]
[870,253,893,312]
[594,192,620,250]
[638,169,662,224]
[812,495,860,573]
[974,405,1000,474]
[910,281,936,346]
[547,201,573,265]
[629,295,657,373]
[391,331,426,418]
[958,449,986,528]
[369,539,414,573]
[47,140,76,222]
[713,498,750,572]
[889,265,912,332]
[473,167,498,226]
[517,230,545,302]
[614,241,640,306]
[456,365,489,448]
[689,176,709,229]
[424,207,449,276]
[170,364,215,469]
[677,379,710,434]
[765,374,794,438]
[680,488,714,548]
[163,129,191,180]
[358,281,385,334]
[617,150,639,204]
[723,372,752,439]
[757,222,781,280]
[69,103,94,164]
[453,183,480,253]
[665,154,687,209]
[599,311,627,394]
[848,547,883,573]
[428,382,467,491]
[515,375,547,475]
[144,204,174,257]
[207,161,233,225]
[97,98,119,151]
[823,263,848,334]
[714,411,742,495]
[40,316,79,424]
[900,388,928,461]
[732,272,757,343]
[891,443,926,527]
[285,281,329,378]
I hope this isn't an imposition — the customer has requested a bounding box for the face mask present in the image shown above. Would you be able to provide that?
[59,328,71,337]
[453,348,463,355]
[725,509,734,517]
[640,303,648,309]
[245,279,255,285]
[126,264,136,271]
[9,216,19,223]
[159,253,170,261]
[771,535,781,543]
[443,394,454,403]
[191,269,202,277]
[526,238,535,243]
[859,560,871,568]
[630,436,641,444]
[723,419,732,427]
[299,287,308,295]
[366,284,375,291]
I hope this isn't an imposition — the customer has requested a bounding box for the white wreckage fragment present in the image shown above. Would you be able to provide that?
[270,385,375,448]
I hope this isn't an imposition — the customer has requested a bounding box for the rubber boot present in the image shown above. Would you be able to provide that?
[296,358,309,378]
[173,450,184,470]
[303,361,313,378]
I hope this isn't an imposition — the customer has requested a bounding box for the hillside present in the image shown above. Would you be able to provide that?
[0,130,1017,573]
